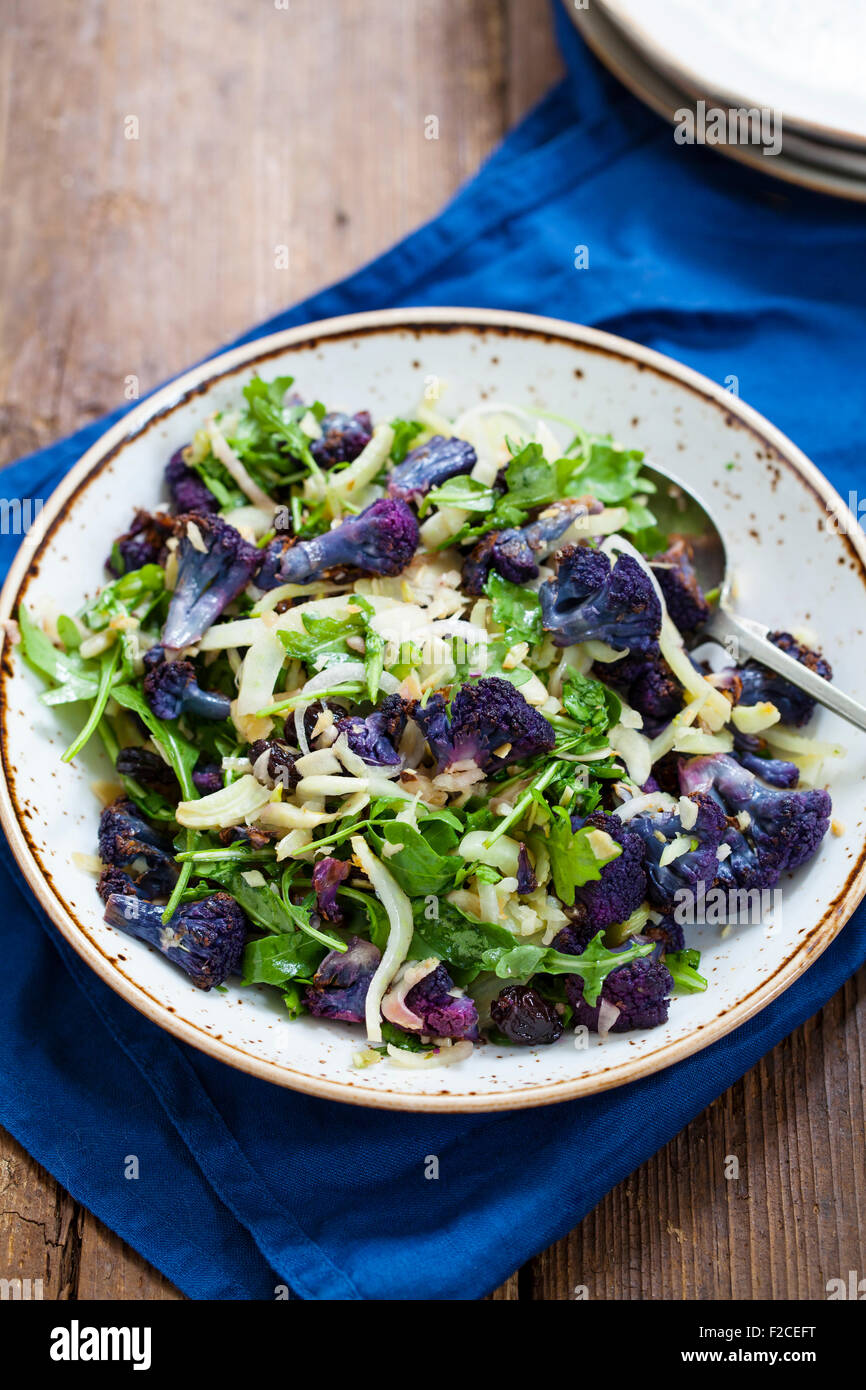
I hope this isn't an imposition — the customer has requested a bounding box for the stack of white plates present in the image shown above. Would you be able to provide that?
[568,0,866,200]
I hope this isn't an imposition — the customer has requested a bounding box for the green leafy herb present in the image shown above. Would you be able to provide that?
[62,642,122,763]
[389,418,424,464]
[110,683,200,800]
[278,867,346,951]
[241,932,324,987]
[484,572,543,647]
[277,610,364,671]
[560,438,652,505]
[348,595,386,702]
[366,821,460,897]
[409,900,516,982]
[424,475,497,514]
[546,807,621,902]
[374,1022,428,1054]
[80,564,164,632]
[501,441,558,510]
[18,606,102,705]
[560,670,621,739]
[191,455,246,510]
[481,931,654,1007]
[222,374,322,494]
[56,614,82,650]
[665,948,708,994]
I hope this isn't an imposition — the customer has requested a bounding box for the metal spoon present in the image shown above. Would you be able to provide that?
[639,464,866,733]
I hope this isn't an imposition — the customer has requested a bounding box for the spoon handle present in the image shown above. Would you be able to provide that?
[706,607,866,733]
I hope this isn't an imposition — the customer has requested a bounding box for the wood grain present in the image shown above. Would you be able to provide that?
[1,0,863,1304]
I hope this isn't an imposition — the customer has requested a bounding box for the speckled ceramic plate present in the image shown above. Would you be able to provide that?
[2,308,865,1111]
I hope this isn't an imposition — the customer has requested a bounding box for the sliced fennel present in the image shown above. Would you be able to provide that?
[352,836,414,1045]
[324,423,395,512]
[236,630,286,718]
[176,774,273,829]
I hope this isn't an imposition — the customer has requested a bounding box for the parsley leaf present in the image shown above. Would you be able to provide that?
[481,931,654,1006]
[484,572,543,647]
[389,418,424,464]
[277,611,365,672]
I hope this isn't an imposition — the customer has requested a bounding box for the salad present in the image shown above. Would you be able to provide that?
[17,377,836,1069]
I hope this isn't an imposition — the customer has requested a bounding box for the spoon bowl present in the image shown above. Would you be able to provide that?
[640,464,866,732]
[640,463,727,594]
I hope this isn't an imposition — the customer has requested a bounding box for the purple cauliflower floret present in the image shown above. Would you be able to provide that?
[628,792,726,914]
[736,631,833,727]
[311,857,351,924]
[410,676,555,774]
[107,508,174,576]
[629,661,682,725]
[651,536,710,637]
[679,753,831,890]
[97,861,176,903]
[115,746,180,800]
[462,498,601,596]
[601,648,682,728]
[571,810,648,931]
[735,748,800,788]
[551,920,603,956]
[490,984,563,1045]
[192,762,223,794]
[97,798,177,898]
[644,916,686,952]
[162,513,261,649]
[103,891,247,989]
[310,411,373,469]
[567,955,673,1033]
[96,865,147,903]
[143,653,232,722]
[539,544,662,652]
[248,738,300,790]
[257,498,418,589]
[165,448,220,515]
[387,435,476,503]
[516,843,537,895]
[98,797,173,869]
[404,963,479,1040]
[334,694,407,767]
[305,936,381,1023]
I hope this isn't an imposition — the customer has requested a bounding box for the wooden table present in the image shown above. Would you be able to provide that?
[1,0,863,1302]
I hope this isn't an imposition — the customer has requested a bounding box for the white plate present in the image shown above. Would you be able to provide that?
[2,307,865,1111]
[571,2,866,201]
[600,0,866,149]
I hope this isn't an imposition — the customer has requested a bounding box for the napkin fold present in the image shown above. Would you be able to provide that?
[1,5,864,1299]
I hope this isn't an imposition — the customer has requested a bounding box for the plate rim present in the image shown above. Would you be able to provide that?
[569,2,866,202]
[2,304,865,1113]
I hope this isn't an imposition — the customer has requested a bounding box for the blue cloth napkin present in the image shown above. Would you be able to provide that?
[2,6,865,1301]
